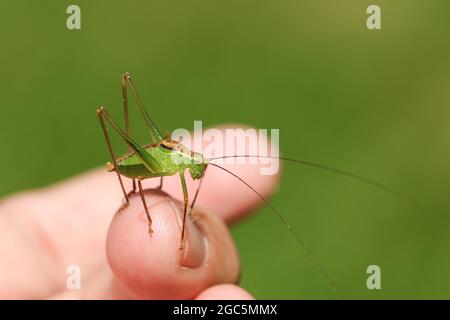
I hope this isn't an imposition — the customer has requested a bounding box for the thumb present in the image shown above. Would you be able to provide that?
[106,188,240,299]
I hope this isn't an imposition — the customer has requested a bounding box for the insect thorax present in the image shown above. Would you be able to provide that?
[113,141,207,180]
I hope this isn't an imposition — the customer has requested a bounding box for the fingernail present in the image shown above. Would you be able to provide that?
[180,212,207,268]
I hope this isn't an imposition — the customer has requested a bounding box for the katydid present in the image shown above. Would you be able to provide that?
[97,72,207,250]
[97,72,422,297]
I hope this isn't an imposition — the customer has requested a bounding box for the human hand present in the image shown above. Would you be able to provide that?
[0,127,279,299]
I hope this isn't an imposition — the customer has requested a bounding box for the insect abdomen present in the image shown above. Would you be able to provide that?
[117,148,184,179]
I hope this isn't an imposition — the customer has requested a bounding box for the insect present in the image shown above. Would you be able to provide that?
[97,72,208,251]
[97,72,422,297]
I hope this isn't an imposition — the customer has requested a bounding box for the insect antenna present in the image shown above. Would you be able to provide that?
[208,162,343,298]
[208,155,424,216]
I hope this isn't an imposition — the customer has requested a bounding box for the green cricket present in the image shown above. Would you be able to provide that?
[97,72,208,252]
[97,72,422,297]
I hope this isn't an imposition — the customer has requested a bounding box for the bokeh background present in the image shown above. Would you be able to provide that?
[1,1,449,299]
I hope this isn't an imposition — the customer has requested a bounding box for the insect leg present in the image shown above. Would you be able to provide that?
[179,172,189,250]
[97,106,161,174]
[189,170,206,222]
[120,73,139,195]
[123,72,164,143]
[97,108,129,204]
[121,73,131,147]
[127,179,136,197]
[158,177,164,189]
[137,178,153,235]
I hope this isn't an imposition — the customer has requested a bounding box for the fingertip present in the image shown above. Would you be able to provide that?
[195,284,255,300]
[106,189,240,299]
[48,291,83,300]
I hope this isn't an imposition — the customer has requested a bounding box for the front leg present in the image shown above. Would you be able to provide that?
[179,172,189,251]
[157,177,164,190]
[137,178,153,235]
[126,179,137,198]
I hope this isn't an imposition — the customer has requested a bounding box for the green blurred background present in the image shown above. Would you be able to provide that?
[1,1,449,299]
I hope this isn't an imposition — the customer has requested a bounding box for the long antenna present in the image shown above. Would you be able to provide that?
[209,162,343,298]
[208,155,424,215]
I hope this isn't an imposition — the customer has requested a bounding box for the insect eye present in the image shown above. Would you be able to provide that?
[161,140,180,151]
[160,143,173,150]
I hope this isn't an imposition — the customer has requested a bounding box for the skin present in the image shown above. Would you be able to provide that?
[0,126,279,299]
